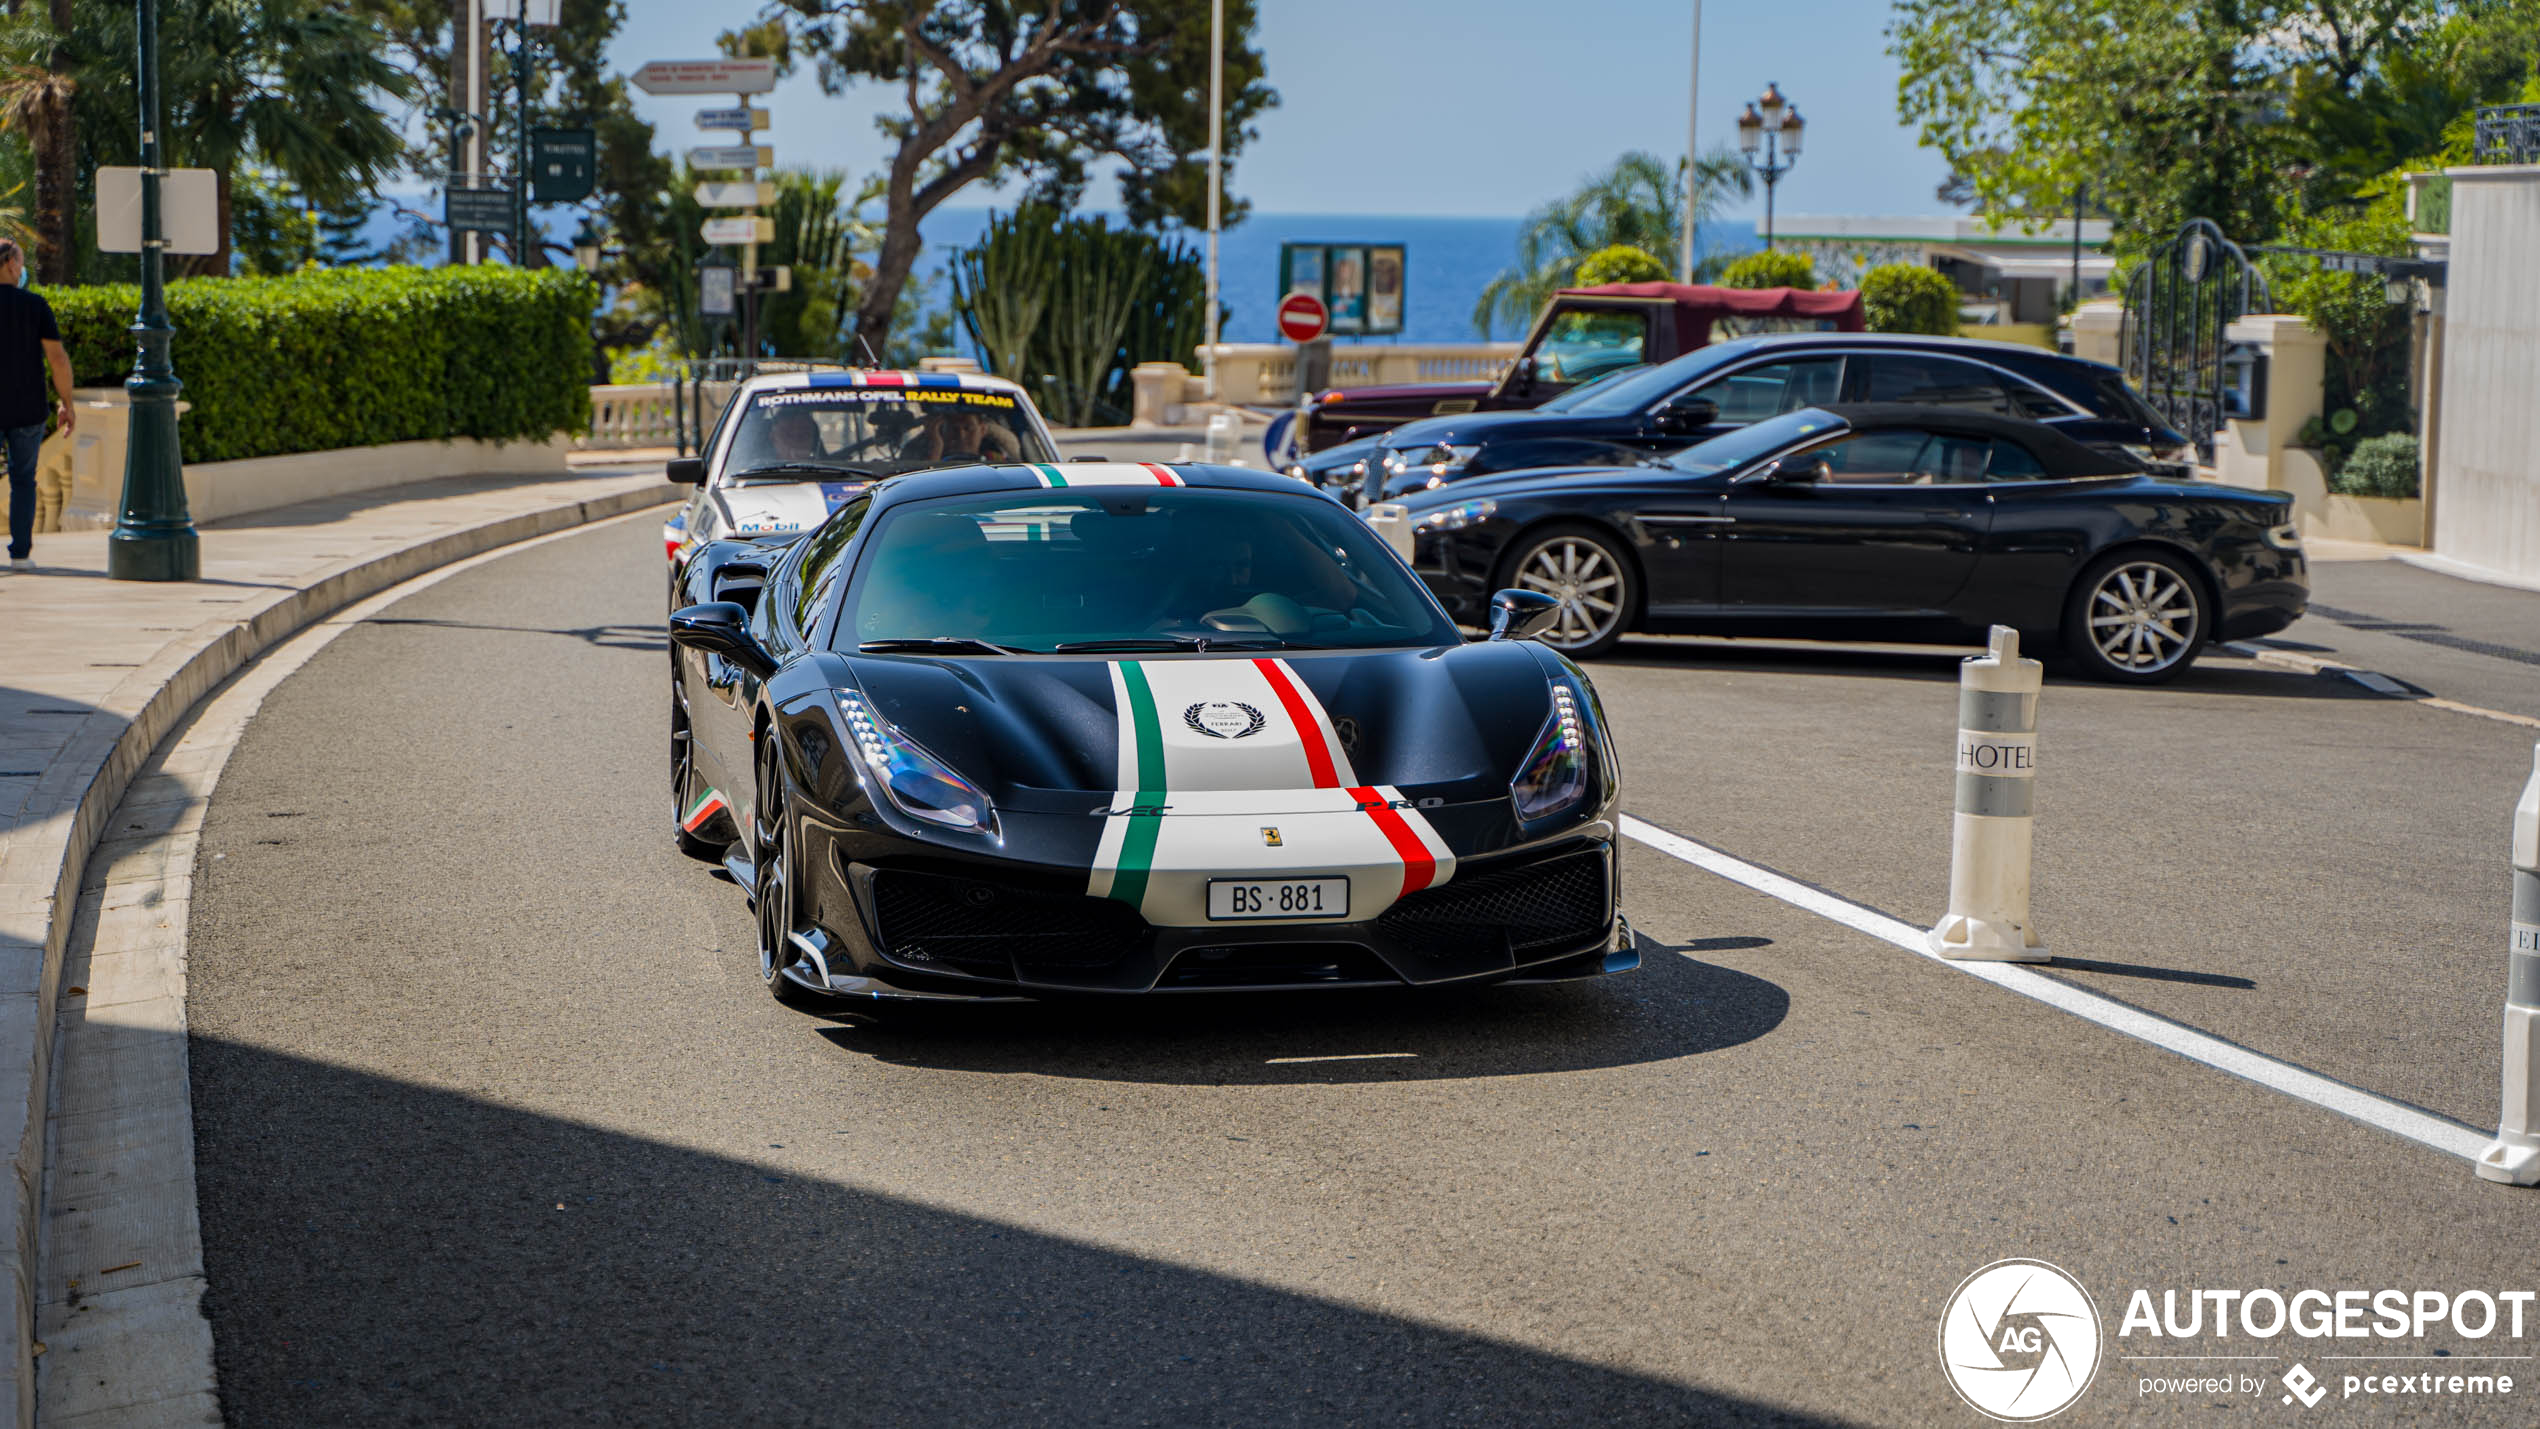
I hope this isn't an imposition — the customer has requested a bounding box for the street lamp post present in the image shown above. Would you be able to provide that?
[108,0,198,582]
[1735,82,1806,251]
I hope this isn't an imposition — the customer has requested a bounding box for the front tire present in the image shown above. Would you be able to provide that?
[2064,550,2208,683]
[1502,524,1636,658]
[752,741,831,1010]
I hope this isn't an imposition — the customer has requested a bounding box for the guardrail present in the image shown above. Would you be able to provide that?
[2474,103,2540,165]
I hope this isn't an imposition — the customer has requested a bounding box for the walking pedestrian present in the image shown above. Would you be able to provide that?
[1,238,74,569]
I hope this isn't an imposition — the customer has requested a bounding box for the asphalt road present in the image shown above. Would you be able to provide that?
[185,517,2540,1427]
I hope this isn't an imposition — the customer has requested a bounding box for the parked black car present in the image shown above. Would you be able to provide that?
[1381,404,2306,682]
[1312,333,2196,504]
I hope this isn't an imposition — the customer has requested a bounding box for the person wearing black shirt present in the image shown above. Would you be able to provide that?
[0,239,74,569]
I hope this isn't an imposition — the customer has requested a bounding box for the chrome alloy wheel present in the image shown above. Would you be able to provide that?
[1514,537,1623,648]
[2086,561,2198,673]
[752,750,794,990]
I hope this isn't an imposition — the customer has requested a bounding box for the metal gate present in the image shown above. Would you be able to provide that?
[2120,220,2271,461]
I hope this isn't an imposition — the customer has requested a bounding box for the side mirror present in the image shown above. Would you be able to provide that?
[668,601,775,677]
[1488,588,1563,642]
[1503,355,1536,398]
[668,456,707,485]
[1654,396,1719,433]
[1756,455,1827,485]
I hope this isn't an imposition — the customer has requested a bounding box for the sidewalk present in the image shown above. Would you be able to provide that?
[0,464,677,1424]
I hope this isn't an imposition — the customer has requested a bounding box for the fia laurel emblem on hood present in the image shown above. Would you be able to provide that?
[1184,701,1267,739]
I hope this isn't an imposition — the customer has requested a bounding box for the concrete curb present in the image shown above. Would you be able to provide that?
[0,479,678,1426]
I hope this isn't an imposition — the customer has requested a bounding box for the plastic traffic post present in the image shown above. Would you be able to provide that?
[1928,626,2049,963]
[2475,743,2540,1185]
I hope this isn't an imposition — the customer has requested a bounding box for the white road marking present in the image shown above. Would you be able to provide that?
[2223,641,2540,730]
[1264,1052,1418,1064]
[1618,813,2493,1164]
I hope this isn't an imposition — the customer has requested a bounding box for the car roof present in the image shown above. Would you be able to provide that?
[1704,330,2123,377]
[1805,404,2139,475]
[733,368,1036,399]
[862,461,1336,510]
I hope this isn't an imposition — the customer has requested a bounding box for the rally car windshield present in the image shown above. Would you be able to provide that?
[839,488,1463,654]
[719,388,1055,482]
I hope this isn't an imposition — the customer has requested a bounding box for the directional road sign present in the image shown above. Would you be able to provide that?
[632,59,777,95]
[529,127,595,202]
[1277,292,1330,344]
[96,167,221,254]
[688,145,771,172]
[701,216,777,246]
[694,107,770,134]
[694,180,776,209]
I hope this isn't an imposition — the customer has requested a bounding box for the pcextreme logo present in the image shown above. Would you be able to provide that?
[1939,1259,2105,1421]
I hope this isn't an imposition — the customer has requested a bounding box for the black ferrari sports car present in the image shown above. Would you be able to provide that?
[667,460,1634,1007]
[1376,403,2309,681]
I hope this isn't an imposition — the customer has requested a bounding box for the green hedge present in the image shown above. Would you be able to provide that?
[1859,262,1961,334]
[50,266,595,464]
[1719,250,1817,290]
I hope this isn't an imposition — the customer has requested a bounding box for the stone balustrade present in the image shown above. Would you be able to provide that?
[1194,342,1523,407]
[582,383,683,450]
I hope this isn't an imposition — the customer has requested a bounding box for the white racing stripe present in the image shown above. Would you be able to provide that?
[1619,813,2492,1163]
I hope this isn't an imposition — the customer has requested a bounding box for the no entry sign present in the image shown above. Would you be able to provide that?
[1277,292,1329,344]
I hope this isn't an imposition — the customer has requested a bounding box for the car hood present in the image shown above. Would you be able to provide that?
[711,479,874,538]
[1377,406,1634,450]
[1396,463,1653,512]
[834,641,1566,811]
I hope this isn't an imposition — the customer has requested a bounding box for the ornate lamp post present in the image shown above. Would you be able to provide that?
[108,0,199,582]
[1735,82,1806,250]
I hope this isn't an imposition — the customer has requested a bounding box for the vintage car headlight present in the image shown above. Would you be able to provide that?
[1510,680,1597,825]
[838,690,996,835]
[1412,498,1496,534]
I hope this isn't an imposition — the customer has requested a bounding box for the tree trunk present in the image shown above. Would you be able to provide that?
[32,0,74,284]
[852,212,925,363]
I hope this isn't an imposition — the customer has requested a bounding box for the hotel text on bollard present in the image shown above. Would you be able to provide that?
[2475,742,2540,1185]
[1928,626,2049,963]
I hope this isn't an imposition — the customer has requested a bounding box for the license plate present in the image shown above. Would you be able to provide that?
[1206,877,1349,921]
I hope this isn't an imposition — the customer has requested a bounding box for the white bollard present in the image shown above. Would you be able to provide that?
[1204,410,1240,463]
[1928,626,2049,963]
[2474,743,2540,1186]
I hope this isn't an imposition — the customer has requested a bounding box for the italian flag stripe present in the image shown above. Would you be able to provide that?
[680,788,727,832]
[1031,462,1071,488]
[1140,462,1184,486]
[1349,785,1440,898]
[1252,658,1341,788]
[1106,660,1167,908]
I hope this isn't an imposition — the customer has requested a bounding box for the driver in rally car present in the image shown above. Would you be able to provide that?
[768,408,824,463]
[902,404,1021,465]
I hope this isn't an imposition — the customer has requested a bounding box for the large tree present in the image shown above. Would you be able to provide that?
[0,0,79,283]
[1887,0,2454,246]
[1472,150,1753,337]
[725,0,1274,356]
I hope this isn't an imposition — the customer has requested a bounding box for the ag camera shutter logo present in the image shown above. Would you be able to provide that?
[1939,1260,2103,1421]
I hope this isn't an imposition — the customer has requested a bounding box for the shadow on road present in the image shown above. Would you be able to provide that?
[1593,636,2381,700]
[360,615,668,653]
[186,1031,1844,1428]
[817,941,1790,1086]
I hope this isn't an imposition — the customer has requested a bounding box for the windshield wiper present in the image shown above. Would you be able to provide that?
[858,637,1031,656]
[1049,635,1288,653]
[730,462,886,482]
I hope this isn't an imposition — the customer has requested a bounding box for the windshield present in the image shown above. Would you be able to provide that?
[1559,343,1755,416]
[1534,363,1651,412]
[839,488,1462,654]
[718,387,1055,482]
[1662,407,1849,475]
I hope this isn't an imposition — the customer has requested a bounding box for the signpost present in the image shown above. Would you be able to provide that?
[631,58,777,95]
[444,184,519,236]
[687,145,772,171]
[694,180,775,209]
[1277,292,1330,344]
[96,167,220,254]
[694,106,769,133]
[529,127,594,202]
[701,215,776,246]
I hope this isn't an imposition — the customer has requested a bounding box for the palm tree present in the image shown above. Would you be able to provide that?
[1473,149,1754,337]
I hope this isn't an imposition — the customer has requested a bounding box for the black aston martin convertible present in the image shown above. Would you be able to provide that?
[668,461,1633,1007]
[1378,404,2310,681]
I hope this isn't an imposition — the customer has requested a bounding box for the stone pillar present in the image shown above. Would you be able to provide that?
[1129,362,1188,427]
[2067,300,2125,366]
[2208,314,2326,494]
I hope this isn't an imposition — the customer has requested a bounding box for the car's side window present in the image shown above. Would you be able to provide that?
[1807,429,1932,484]
[2003,381,2072,421]
[796,498,872,641]
[1534,309,1649,385]
[1983,439,2051,482]
[1910,434,1997,485]
[1859,355,2018,416]
[1687,357,1845,424]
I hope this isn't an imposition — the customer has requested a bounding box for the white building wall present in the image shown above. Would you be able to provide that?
[2432,166,2540,584]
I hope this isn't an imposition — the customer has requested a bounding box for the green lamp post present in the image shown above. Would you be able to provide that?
[107,0,199,582]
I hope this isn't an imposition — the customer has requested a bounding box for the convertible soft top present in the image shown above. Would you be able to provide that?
[1804,403,2145,478]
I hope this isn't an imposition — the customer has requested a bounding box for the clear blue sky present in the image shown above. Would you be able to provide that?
[612,0,1955,220]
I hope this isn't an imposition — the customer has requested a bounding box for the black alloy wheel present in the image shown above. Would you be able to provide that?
[671,676,721,861]
[752,740,829,1008]
[1502,524,1636,658]
[2064,549,2209,683]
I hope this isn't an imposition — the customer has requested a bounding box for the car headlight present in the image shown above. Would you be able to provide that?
[1391,442,1480,477]
[2263,521,2302,551]
[838,690,997,835]
[1411,497,1495,534]
[1510,679,1600,825]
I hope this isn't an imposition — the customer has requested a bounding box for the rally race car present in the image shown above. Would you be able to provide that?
[661,368,1062,569]
[667,460,1635,1006]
